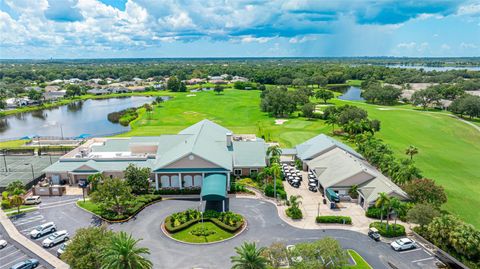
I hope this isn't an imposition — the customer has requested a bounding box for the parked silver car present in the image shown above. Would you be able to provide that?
[42,230,69,248]
[29,222,56,239]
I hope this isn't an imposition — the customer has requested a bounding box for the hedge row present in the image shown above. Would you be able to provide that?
[209,218,243,233]
[369,221,406,238]
[164,216,199,233]
[316,216,352,224]
[164,217,244,234]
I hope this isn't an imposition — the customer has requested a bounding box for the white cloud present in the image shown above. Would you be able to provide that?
[441,44,451,50]
[457,3,480,16]
[397,42,417,49]
[241,36,273,43]
[460,42,478,49]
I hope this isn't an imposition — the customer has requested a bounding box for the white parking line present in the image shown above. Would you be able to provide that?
[411,257,435,263]
[12,215,44,226]
[0,254,27,269]
[40,200,77,210]
[400,248,422,254]
[40,198,79,207]
[423,249,433,256]
[0,249,21,261]
[0,244,14,252]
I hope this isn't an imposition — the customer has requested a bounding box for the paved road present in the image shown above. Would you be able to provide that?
[111,198,438,269]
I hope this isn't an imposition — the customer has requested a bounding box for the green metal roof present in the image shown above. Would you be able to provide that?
[201,173,227,201]
[232,141,267,167]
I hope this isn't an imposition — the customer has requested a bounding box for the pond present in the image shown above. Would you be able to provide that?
[0,96,161,139]
[385,65,480,71]
[338,86,365,101]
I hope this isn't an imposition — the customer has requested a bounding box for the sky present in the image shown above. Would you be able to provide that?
[0,0,479,59]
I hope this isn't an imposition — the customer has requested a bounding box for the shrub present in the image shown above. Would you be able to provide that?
[153,187,201,195]
[190,226,215,237]
[210,218,243,233]
[365,207,387,219]
[1,199,11,209]
[286,207,303,219]
[316,216,352,224]
[203,210,220,218]
[165,216,198,233]
[369,222,405,237]
[264,183,287,200]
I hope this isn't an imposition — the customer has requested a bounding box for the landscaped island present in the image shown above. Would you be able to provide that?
[164,209,245,243]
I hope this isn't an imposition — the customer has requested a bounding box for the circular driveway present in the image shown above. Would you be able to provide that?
[111,198,434,269]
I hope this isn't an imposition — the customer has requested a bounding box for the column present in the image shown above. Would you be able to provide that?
[155,173,159,190]
[227,172,231,191]
[178,173,183,189]
[222,199,225,212]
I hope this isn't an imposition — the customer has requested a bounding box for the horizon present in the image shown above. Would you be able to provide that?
[1,0,479,59]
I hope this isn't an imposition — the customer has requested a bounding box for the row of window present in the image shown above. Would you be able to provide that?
[233,169,258,176]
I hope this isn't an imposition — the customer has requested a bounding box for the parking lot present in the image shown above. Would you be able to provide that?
[9,195,100,258]
[386,241,440,269]
[0,230,53,269]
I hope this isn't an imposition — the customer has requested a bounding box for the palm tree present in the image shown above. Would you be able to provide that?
[289,195,302,208]
[101,231,152,269]
[9,195,24,214]
[389,198,405,231]
[348,185,359,199]
[266,145,282,159]
[270,163,282,199]
[375,192,390,225]
[405,145,418,160]
[231,242,268,269]
[88,173,104,192]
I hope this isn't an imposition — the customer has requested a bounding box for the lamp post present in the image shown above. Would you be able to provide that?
[25,163,34,180]
[2,150,7,172]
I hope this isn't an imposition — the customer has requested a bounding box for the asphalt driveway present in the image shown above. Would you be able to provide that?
[111,198,438,269]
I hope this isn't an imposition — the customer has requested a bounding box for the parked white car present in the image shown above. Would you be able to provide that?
[24,196,41,205]
[29,222,56,239]
[0,239,7,249]
[390,238,417,251]
[42,230,69,248]
[57,242,69,257]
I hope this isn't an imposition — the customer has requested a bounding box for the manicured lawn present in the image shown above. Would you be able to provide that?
[123,89,331,147]
[0,140,27,149]
[345,250,372,269]
[125,88,480,228]
[170,221,235,243]
[77,200,103,215]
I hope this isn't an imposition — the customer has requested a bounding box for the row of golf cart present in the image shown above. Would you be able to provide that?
[281,163,319,192]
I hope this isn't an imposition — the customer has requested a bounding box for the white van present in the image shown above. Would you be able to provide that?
[24,196,42,205]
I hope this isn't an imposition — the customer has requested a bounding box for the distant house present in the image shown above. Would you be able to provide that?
[186,78,206,85]
[48,79,64,85]
[87,88,110,95]
[153,83,165,90]
[43,90,67,100]
[24,86,42,92]
[5,97,31,108]
[45,85,61,92]
[231,76,248,82]
[109,87,130,93]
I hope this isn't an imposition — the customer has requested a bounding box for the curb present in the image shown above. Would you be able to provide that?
[75,198,163,224]
[160,219,248,245]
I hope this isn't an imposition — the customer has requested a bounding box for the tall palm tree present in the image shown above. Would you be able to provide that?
[266,145,282,159]
[230,242,268,269]
[405,145,419,160]
[375,192,390,225]
[389,198,405,231]
[270,163,282,199]
[101,231,152,269]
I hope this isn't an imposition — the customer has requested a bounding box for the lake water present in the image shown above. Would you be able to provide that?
[0,96,157,139]
[385,65,480,71]
[338,86,365,101]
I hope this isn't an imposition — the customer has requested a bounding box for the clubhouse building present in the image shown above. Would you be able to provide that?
[43,119,407,210]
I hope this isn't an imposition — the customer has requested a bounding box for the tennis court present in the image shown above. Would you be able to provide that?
[0,155,60,189]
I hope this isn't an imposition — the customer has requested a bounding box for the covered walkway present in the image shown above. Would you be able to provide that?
[201,173,228,211]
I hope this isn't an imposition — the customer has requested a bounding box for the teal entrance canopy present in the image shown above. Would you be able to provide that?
[326,188,340,203]
[201,173,227,201]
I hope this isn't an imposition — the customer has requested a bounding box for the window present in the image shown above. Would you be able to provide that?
[250,169,258,175]
[234,169,242,176]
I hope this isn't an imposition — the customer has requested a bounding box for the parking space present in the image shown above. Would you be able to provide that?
[381,240,440,269]
[0,232,51,269]
[10,195,99,257]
